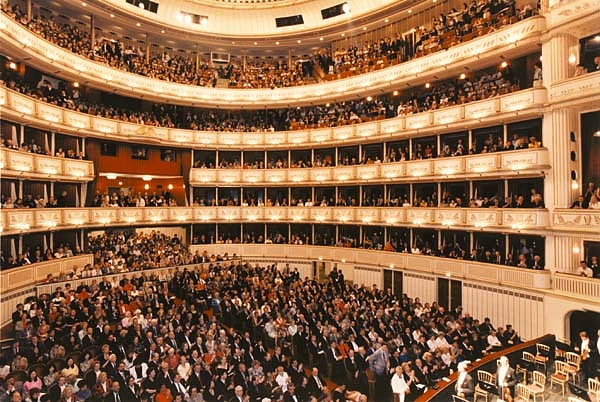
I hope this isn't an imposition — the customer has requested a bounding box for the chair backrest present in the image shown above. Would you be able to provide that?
[554,360,569,376]
[477,370,494,385]
[452,395,470,402]
[516,383,530,399]
[589,378,600,393]
[523,351,535,363]
[566,351,581,367]
[536,343,550,356]
[532,371,546,387]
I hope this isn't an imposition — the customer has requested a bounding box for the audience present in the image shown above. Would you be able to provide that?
[5,254,523,402]
[2,0,536,91]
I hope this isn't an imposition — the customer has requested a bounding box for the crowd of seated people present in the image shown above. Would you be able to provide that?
[3,56,522,134]
[90,191,178,208]
[315,0,533,78]
[5,253,523,402]
[571,181,600,209]
[1,243,81,269]
[2,0,535,91]
[2,3,315,90]
[1,137,85,160]
[0,191,72,209]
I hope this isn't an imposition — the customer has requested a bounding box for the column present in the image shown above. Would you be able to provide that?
[81,137,86,158]
[27,0,32,22]
[19,125,24,146]
[90,14,95,50]
[146,34,151,64]
[51,132,55,156]
[18,235,23,254]
[547,236,580,273]
[541,33,578,85]
[542,107,578,208]
[18,180,23,199]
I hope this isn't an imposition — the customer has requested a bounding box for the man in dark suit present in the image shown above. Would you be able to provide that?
[306,367,327,398]
[121,376,140,402]
[496,356,516,397]
[283,382,302,402]
[105,380,123,402]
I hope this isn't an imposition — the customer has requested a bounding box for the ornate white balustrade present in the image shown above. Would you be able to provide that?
[0,148,95,181]
[552,209,600,234]
[548,71,600,105]
[0,13,545,107]
[190,148,549,185]
[0,206,549,235]
[0,86,547,150]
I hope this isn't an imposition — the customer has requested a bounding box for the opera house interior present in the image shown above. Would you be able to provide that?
[0,0,599,400]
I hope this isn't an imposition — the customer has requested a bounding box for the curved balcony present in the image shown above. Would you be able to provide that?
[0,13,545,107]
[548,70,600,106]
[0,206,550,235]
[190,148,549,185]
[0,148,95,181]
[0,86,547,150]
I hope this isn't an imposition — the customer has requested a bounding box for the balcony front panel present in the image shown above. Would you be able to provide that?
[552,209,600,234]
[407,208,435,225]
[217,170,242,184]
[0,13,545,107]
[265,169,288,183]
[0,206,550,235]
[466,209,502,228]
[434,157,466,176]
[356,208,380,224]
[553,272,600,300]
[464,98,500,119]
[548,71,600,105]
[119,208,145,224]
[433,107,464,125]
[406,160,433,177]
[241,207,265,222]
[288,169,310,183]
[356,164,380,180]
[310,168,333,183]
[502,209,549,229]
[500,148,549,171]
[333,166,357,182]
[1,88,546,150]
[1,149,94,181]
[435,208,467,227]
[466,153,499,173]
[242,170,265,184]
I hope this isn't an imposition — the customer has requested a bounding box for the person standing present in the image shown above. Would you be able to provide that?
[496,356,516,398]
[391,365,410,402]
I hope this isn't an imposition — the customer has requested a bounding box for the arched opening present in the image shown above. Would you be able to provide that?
[567,309,600,346]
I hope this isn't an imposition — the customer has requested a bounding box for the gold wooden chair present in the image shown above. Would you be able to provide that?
[549,360,569,396]
[526,370,546,402]
[534,343,550,372]
[517,351,535,384]
[514,383,531,402]
[589,378,600,402]
[565,352,581,383]
[474,370,495,402]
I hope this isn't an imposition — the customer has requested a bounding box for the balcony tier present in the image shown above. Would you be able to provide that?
[190,148,549,185]
[0,206,550,235]
[0,148,95,181]
[0,13,545,107]
[1,86,546,149]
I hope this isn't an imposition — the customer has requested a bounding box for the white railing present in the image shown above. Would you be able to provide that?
[0,13,545,107]
[552,209,600,234]
[0,206,550,234]
[0,86,547,149]
[553,272,600,299]
[190,148,550,185]
[0,148,95,180]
